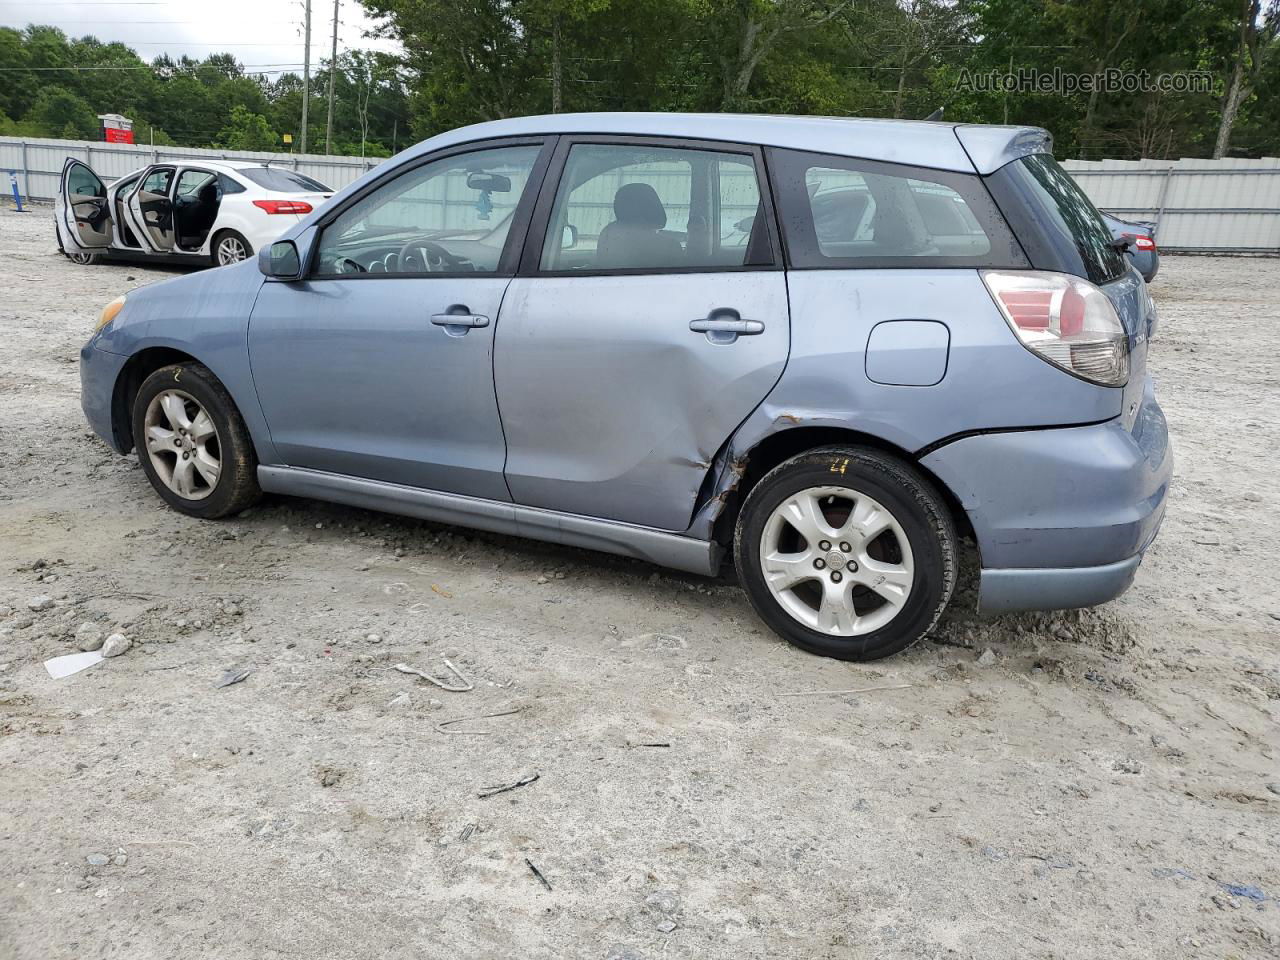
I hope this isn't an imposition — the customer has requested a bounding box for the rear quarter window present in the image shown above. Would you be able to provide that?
[770,148,1026,270]
[985,154,1126,285]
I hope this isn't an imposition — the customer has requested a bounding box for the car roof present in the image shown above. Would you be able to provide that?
[401,113,1052,175]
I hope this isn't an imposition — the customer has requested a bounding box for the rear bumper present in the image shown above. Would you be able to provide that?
[921,377,1171,614]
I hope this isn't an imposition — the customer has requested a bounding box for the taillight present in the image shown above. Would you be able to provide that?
[252,199,313,215]
[981,270,1129,386]
[1121,231,1156,252]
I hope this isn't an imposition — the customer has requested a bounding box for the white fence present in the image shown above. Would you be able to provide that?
[3,135,1278,254]
[1062,157,1280,254]
[0,135,381,203]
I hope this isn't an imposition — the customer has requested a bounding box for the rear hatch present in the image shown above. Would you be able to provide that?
[985,153,1154,430]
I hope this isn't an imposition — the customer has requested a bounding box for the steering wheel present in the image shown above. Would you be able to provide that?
[395,238,464,273]
[335,256,367,274]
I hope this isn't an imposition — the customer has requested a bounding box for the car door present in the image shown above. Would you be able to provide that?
[125,165,176,253]
[247,138,552,500]
[494,136,790,531]
[170,167,220,254]
[57,158,113,252]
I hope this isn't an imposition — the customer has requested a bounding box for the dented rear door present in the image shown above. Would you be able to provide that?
[494,137,788,532]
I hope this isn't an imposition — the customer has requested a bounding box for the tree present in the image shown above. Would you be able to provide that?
[29,87,99,139]
[214,105,279,151]
[1213,0,1280,156]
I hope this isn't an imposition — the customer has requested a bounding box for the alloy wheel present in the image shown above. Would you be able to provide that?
[759,485,914,636]
[142,389,221,500]
[216,236,248,265]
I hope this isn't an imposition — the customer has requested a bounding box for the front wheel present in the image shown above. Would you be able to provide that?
[131,362,262,519]
[734,446,956,661]
[211,230,252,267]
[67,250,101,265]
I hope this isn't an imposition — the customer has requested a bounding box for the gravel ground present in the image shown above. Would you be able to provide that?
[1,205,1277,960]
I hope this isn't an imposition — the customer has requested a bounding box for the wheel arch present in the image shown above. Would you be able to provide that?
[701,425,976,562]
[111,347,213,453]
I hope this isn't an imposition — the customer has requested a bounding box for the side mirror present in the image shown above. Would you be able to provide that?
[561,224,579,249]
[261,240,303,279]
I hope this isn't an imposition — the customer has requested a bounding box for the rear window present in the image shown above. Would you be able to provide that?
[989,155,1126,285]
[236,168,331,193]
[770,148,1025,269]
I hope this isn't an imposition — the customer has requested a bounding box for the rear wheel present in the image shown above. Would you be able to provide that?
[734,446,956,661]
[131,362,261,519]
[211,230,251,267]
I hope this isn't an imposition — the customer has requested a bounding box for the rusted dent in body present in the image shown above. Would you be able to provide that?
[775,413,803,425]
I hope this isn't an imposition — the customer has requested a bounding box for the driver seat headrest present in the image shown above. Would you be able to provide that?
[613,182,667,229]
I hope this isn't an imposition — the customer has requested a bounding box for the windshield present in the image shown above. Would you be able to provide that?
[237,168,331,193]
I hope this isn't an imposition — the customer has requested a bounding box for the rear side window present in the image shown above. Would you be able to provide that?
[771,149,1024,269]
[538,142,771,273]
[237,167,331,193]
[218,174,246,195]
[986,154,1126,285]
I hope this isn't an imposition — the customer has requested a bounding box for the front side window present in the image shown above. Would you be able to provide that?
[772,149,1022,269]
[67,163,103,198]
[314,144,541,276]
[539,143,769,273]
[139,168,174,197]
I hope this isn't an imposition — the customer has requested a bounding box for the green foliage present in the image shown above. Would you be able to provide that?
[29,86,99,140]
[0,4,1277,159]
[214,105,278,151]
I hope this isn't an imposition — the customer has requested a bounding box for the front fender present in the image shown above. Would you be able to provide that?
[94,261,279,464]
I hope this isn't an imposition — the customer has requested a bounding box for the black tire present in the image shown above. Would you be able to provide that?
[734,445,956,661]
[211,229,252,267]
[67,250,102,265]
[131,362,262,519]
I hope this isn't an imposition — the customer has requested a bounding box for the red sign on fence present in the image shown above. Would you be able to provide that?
[103,127,134,144]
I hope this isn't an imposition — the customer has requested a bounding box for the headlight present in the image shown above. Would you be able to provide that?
[96,295,126,332]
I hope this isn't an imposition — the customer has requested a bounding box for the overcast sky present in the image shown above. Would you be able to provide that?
[0,0,401,77]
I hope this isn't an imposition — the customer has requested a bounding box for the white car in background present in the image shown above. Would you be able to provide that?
[55,158,333,268]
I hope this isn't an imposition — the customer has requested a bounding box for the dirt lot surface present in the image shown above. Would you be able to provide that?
[1,205,1278,960]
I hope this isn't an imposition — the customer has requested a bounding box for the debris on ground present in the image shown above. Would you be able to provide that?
[214,666,252,688]
[477,772,539,799]
[44,650,105,680]
[393,659,473,692]
[524,857,552,892]
[435,708,522,735]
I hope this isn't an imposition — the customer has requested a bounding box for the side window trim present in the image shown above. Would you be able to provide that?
[304,136,555,281]
[518,134,783,278]
[767,147,1029,271]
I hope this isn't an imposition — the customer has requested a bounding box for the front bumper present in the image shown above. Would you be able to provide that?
[921,377,1171,614]
[80,340,130,454]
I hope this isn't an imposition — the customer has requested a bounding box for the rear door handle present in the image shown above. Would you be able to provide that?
[690,312,764,344]
[430,307,490,337]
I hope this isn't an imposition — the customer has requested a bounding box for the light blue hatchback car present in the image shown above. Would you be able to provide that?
[77,113,1171,661]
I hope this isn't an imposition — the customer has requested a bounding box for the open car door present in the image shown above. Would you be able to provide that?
[124,165,177,253]
[57,158,113,252]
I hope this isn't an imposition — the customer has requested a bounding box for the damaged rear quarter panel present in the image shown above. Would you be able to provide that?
[688,269,1122,535]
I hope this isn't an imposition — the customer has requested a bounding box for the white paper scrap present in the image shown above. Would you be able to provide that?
[44,649,105,680]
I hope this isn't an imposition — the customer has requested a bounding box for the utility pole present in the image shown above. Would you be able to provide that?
[325,0,339,155]
[300,0,312,155]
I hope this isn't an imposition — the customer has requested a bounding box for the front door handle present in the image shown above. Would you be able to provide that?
[430,306,490,337]
[690,311,765,344]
